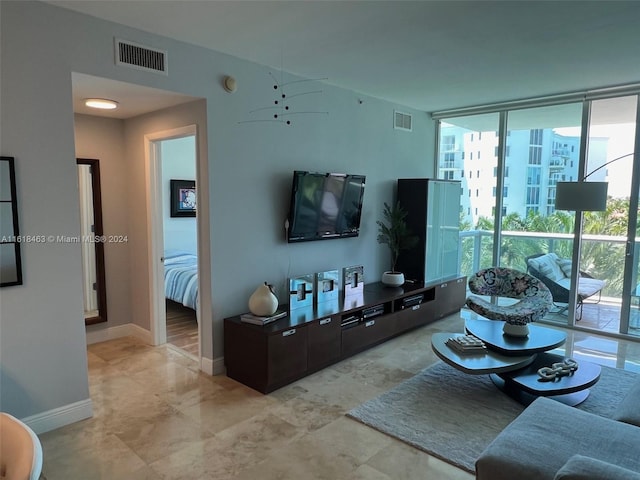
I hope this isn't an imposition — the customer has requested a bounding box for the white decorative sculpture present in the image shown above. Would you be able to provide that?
[248,282,278,316]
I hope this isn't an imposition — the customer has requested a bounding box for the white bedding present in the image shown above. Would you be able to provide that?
[164,250,198,312]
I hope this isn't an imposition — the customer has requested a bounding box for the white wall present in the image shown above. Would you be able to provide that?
[161,136,197,254]
[122,100,211,358]
[74,114,132,329]
[0,1,433,426]
[0,1,91,424]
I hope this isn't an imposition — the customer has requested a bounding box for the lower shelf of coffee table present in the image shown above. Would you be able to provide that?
[489,374,591,406]
[492,352,602,406]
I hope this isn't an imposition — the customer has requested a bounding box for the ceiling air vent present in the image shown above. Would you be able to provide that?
[115,38,168,75]
[394,110,412,132]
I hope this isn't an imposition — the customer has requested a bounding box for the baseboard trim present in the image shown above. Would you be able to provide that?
[86,323,152,345]
[22,399,93,434]
[128,323,152,343]
[212,356,225,375]
[200,356,214,375]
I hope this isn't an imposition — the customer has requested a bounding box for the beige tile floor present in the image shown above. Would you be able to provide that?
[40,311,640,479]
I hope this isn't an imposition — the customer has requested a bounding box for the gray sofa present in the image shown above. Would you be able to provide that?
[476,383,640,480]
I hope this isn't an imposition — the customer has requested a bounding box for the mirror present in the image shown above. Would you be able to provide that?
[0,156,23,287]
[77,158,107,325]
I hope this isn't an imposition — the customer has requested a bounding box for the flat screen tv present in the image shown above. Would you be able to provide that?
[287,170,366,243]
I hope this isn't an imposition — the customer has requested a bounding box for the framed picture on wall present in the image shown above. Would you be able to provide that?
[170,179,196,217]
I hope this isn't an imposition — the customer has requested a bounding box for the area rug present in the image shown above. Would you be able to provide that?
[347,361,638,474]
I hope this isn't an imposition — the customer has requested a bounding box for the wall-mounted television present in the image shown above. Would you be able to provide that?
[287,170,366,243]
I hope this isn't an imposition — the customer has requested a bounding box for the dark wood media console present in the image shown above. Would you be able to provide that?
[224,276,466,393]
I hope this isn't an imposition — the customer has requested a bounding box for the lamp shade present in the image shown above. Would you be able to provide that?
[555,182,608,211]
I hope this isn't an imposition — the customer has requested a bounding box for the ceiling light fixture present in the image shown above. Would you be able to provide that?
[84,98,119,110]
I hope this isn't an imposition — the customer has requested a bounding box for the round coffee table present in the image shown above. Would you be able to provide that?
[431,332,535,375]
[465,318,566,355]
[434,318,600,406]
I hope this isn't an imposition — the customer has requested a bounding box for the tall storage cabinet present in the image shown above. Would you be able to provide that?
[397,178,461,283]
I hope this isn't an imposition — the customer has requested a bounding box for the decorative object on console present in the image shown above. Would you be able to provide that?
[376,201,418,287]
[289,274,314,310]
[466,267,553,337]
[343,265,364,296]
[343,265,365,309]
[248,282,278,316]
[316,270,340,304]
[381,272,404,288]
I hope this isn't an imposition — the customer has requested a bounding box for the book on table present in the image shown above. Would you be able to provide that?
[446,334,486,354]
[240,310,287,325]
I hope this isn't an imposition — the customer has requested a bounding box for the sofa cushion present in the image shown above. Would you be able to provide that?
[556,258,573,277]
[529,253,565,282]
[613,377,640,427]
[476,397,640,480]
[556,277,605,299]
[554,455,640,480]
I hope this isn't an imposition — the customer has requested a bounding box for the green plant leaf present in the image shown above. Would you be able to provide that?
[377,201,419,272]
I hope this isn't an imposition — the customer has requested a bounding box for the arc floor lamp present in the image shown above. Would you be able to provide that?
[555,153,635,211]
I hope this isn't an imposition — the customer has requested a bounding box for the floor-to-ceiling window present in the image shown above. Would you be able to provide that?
[579,96,638,334]
[434,86,640,340]
[500,104,582,273]
[437,113,500,280]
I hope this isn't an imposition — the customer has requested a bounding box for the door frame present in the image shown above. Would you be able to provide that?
[619,97,640,333]
[144,124,210,367]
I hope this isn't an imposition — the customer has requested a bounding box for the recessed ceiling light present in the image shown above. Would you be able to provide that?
[84,98,118,110]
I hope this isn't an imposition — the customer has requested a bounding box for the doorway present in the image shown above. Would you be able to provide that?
[145,125,203,361]
[159,135,199,357]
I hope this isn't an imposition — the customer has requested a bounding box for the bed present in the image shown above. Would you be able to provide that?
[164,250,199,312]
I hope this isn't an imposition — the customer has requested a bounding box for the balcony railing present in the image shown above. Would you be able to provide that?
[459,229,640,332]
[459,229,636,298]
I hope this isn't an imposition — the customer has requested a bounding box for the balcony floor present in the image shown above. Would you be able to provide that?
[546,299,640,335]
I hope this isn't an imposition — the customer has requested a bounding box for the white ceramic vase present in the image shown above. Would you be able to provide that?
[248,282,278,316]
[381,271,405,287]
[502,322,529,337]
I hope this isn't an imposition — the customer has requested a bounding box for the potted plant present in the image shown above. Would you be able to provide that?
[377,201,418,286]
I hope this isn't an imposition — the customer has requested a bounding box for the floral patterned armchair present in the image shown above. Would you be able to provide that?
[466,267,553,326]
